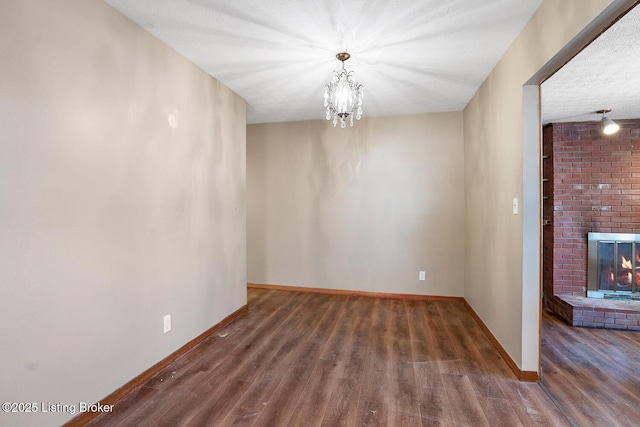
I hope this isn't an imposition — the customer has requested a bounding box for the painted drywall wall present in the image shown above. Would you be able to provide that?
[247,113,464,296]
[463,0,613,372]
[0,0,246,425]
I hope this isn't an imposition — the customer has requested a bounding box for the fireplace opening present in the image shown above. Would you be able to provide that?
[588,232,640,300]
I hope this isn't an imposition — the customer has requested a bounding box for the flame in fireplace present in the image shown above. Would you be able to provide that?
[636,251,640,285]
[619,255,633,286]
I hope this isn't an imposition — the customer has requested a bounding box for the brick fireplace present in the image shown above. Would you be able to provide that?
[543,120,640,330]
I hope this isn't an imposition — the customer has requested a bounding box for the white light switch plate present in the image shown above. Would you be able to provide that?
[163,314,171,333]
[512,198,519,215]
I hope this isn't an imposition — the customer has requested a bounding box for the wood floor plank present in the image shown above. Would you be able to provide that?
[319,377,356,427]
[408,302,454,425]
[476,396,524,427]
[414,378,455,427]
[405,300,433,363]
[389,300,412,363]
[249,294,338,426]
[287,298,349,427]
[354,298,391,427]
[339,326,368,381]
[425,303,462,376]
[503,381,572,427]
[441,373,489,426]
[388,361,421,427]
[387,301,421,427]
[88,385,160,427]
[313,297,372,426]
[318,296,358,364]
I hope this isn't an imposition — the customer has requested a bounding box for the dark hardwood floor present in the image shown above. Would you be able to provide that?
[541,309,640,427]
[87,289,570,426]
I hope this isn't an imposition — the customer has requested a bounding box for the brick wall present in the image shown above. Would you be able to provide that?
[543,120,640,298]
[573,306,640,330]
[551,295,640,331]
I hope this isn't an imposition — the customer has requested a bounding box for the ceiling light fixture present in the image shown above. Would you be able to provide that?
[324,52,363,128]
[596,109,620,135]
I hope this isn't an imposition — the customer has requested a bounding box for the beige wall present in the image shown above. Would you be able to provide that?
[463,0,613,372]
[248,113,464,296]
[0,1,246,425]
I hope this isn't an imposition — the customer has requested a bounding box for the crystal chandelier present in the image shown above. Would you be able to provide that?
[324,52,363,128]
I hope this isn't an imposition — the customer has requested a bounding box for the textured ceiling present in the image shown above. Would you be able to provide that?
[105,0,543,124]
[104,1,639,126]
[542,5,640,124]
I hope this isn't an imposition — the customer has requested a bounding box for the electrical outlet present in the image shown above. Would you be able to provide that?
[163,314,171,333]
[419,271,426,281]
